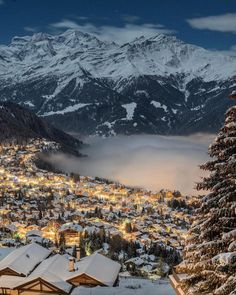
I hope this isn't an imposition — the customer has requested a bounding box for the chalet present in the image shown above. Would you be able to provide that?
[0,243,121,295]
[67,252,121,287]
[0,243,51,277]
[26,230,42,239]
[26,230,43,243]
[59,223,83,246]
[125,257,145,272]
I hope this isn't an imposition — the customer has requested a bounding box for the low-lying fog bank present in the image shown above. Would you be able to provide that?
[45,134,215,195]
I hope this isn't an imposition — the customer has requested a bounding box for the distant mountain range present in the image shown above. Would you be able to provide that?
[0,102,82,153]
[0,30,236,136]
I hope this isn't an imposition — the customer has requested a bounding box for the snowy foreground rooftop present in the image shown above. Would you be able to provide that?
[0,242,51,276]
[0,243,121,294]
[0,243,175,294]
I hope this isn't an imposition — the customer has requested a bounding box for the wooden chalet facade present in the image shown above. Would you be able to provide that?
[16,278,69,295]
[68,273,106,287]
[59,223,83,246]
[0,268,24,277]
[59,228,81,246]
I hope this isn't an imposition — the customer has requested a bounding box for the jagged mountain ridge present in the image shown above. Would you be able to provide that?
[0,30,236,135]
[0,102,82,153]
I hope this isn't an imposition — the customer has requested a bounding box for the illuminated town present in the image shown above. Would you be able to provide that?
[0,138,197,279]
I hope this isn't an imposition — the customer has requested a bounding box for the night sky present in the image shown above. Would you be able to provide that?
[0,0,236,53]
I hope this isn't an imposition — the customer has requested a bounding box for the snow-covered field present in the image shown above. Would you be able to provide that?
[72,277,175,295]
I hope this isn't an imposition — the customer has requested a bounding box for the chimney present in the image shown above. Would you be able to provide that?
[69,257,75,272]
[76,247,81,261]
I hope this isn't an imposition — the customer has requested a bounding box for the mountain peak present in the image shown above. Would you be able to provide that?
[30,32,53,42]
[149,33,178,42]
[60,29,89,38]
[11,35,31,45]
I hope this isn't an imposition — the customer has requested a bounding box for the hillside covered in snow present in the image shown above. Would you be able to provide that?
[0,101,82,153]
[0,30,236,135]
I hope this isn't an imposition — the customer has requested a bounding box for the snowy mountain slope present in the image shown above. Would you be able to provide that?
[0,101,82,153]
[0,29,235,135]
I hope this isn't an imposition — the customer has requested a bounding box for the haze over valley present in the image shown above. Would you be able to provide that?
[45,134,213,195]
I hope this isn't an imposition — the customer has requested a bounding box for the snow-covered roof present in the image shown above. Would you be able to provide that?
[84,225,99,234]
[14,254,73,294]
[68,253,121,287]
[0,243,51,276]
[26,229,42,237]
[0,244,121,292]
[59,222,83,233]
[212,252,236,267]
[0,275,24,289]
[6,224,17,232]
[125,257,144,266]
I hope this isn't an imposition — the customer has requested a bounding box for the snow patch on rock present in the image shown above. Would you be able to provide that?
[122,103,137,120]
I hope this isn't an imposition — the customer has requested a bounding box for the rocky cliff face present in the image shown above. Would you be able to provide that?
[0,30,235,135]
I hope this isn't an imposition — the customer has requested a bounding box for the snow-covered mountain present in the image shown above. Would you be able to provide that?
[0,29,236,136]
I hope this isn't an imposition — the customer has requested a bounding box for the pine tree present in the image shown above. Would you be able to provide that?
[176,92,236,295]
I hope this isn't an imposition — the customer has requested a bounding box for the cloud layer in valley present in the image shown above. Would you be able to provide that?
[45,134,214,196]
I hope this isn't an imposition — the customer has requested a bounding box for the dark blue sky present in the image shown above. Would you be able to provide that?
[0,0,236,53]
